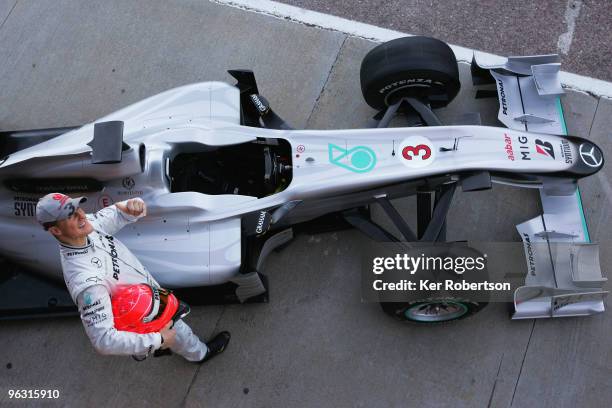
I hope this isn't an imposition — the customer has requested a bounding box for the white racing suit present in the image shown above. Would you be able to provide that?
[59,203,207,361]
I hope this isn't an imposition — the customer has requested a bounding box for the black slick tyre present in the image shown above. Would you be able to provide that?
[377,244,489,323]
[380,298,488,323]
[360,36,460,110]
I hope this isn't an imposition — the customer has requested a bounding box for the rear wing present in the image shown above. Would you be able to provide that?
[472,53,608,318]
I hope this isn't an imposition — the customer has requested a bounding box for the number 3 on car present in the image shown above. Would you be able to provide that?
[398,136,436,168]
[402,144,431,160]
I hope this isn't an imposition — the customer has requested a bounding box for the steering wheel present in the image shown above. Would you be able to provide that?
[263,147,285,193]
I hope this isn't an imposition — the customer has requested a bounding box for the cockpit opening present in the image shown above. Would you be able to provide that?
[169,138,292,198]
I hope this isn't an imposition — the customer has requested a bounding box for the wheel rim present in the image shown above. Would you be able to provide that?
[404,301,468,322]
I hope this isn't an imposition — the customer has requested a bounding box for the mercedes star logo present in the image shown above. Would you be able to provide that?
[91,257,102,268]
[579,143,603,168]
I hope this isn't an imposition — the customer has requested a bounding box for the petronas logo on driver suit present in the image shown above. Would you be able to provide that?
[328,144,377,173]
[105,235,121,280]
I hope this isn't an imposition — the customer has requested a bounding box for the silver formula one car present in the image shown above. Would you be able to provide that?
[0,36,607,322]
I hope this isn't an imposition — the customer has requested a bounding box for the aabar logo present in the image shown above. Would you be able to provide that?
[504,134,514,161]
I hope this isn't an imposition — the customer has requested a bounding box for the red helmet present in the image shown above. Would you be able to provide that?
[111,284,179,334]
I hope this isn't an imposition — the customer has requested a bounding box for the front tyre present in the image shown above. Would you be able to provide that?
[377,244,490,323]
[360,36,460,110]
[380,298,487,323]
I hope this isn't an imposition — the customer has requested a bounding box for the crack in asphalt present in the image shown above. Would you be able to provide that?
[587,97,600,138]
[180,306,227,408]
[510,320,536,407]
[0,0,18,33]
[486,353,505,408]
[305,35,348,128]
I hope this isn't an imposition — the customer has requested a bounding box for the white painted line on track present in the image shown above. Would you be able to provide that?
[557,0,582,55]
[211,0,612,98]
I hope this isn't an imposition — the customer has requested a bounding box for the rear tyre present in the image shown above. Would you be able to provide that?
[360,36,460,110]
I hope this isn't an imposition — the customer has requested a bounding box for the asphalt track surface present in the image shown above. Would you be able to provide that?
[275,0,612,83]
[0,1,611,407]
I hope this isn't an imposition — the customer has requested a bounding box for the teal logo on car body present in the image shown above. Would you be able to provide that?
[328,144,377,173]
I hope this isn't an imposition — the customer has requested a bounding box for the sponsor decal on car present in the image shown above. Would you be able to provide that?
[117,190,143,197]
[560,140,573,164]
[328,144,377,173]
[296,144,305,153]
[250,94,270,114]
[122,177,135,190]
[504,133,515,161]
[118,177,143,196]
[518,136,530,161]
[397,136,435,168]
[579,143,603,168]
[535,139,555,159]
[13,196,38,217]
[256,215,266,234]
[522,233,536,276]
[498,79,508,115]
[98,194,114,209]
[378,78,443,94]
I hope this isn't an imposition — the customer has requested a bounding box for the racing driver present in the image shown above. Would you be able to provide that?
[35,193,230,362]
